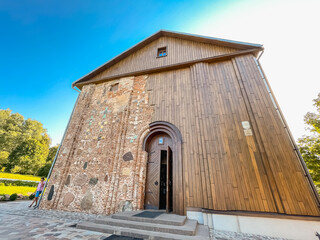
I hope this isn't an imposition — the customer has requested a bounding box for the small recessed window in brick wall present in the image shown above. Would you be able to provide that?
[110,83,119,92]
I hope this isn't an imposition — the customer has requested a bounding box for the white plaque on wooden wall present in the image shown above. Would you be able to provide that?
[242,121,253,136]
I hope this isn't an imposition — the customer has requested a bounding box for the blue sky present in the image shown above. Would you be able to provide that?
[1,0,319,145]
[0,0,225,145]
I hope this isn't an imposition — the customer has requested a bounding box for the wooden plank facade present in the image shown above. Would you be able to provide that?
[42,30,320,217]
[89,36,238,82]
[143,56,320,216]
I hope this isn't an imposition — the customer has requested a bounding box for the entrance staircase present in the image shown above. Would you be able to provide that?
[77,210,210,239]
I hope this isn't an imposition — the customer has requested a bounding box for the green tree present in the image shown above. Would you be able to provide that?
[298,93,320,191]
[7,139,49,175]
[37,145,59,177]
[0,109,24,153]
[0,151,10,171]
[0,109,51,174]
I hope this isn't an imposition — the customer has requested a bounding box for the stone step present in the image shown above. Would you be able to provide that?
[76,221,210,240]
[111,210,187,226]
[94,217,197,236]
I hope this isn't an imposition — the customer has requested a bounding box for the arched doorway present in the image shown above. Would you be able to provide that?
[143,121,183,214]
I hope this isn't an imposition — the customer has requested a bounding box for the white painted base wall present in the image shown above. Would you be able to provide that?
[187,211,320,240]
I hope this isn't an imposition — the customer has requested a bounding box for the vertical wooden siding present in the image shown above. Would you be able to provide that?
[91,36,238,82]
[146,56,320,216]
[234,55,320,215]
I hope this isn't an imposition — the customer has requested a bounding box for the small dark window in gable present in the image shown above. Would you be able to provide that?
[110,83,119,92]
[157,47,167,57]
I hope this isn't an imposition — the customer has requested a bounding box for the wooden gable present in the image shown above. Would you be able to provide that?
[73,30,263,89]
[89,36,238,82]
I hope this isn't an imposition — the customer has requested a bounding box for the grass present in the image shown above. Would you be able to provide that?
[0,172,41,181]
[0,185,36,196]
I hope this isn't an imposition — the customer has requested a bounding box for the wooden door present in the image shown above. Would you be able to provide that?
[145,149,161,209]
[144,134,172,210]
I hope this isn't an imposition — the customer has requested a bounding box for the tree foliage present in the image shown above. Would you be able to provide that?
[0,109,51,175]
[6,139,49,175]
[298,93,320,190]
[37,145,59,177]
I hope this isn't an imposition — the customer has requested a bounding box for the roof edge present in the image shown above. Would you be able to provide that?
[161,30,263,48]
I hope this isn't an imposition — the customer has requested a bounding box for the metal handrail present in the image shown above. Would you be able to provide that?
[36,94,80,208]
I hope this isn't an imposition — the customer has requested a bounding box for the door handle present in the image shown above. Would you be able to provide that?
[154,181,158,186]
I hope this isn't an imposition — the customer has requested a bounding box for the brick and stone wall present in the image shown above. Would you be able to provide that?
[41,75,154,215]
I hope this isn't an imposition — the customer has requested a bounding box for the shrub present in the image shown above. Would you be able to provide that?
[0,180,38,187]
[29,193,35,200]
[10,166,22,174]
[9,193,17,201]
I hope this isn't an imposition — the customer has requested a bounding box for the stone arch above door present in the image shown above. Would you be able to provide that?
[143,121,182,151]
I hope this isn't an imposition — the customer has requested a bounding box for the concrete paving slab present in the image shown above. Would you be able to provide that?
[112,210,186,226]
[77,221,210,240]
[94,217,197,235]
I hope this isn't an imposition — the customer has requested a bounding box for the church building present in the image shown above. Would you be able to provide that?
[40,30,320,239]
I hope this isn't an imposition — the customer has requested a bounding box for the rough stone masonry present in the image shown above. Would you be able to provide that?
[41,75,154,215]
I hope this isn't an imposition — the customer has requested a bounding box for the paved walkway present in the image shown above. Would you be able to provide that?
[0,201,110,240]
[0,201,286,240]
